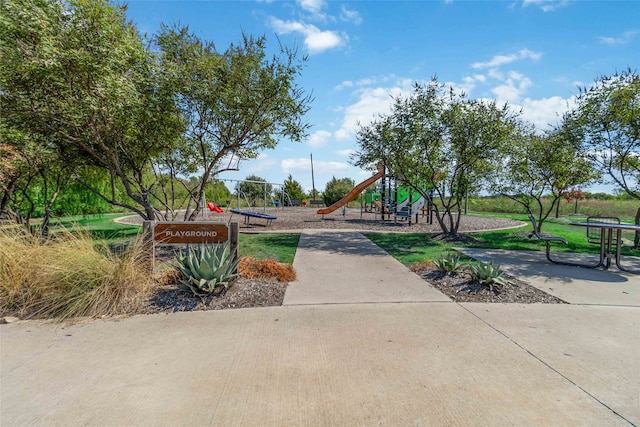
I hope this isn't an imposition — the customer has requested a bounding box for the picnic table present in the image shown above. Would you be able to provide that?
[569,222,640,273]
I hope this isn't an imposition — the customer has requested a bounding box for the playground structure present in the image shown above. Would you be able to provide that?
[229,208,277,226]
[199,178,284,226]
[316,165,385,215]
[206,177,320,226]
[207,202,224,213]
[317,164,433,226]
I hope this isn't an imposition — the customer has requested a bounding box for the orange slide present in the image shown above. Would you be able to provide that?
[317,165,385,215]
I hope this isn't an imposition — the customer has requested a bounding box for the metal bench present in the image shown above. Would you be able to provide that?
[528,214,601,268]
[528,214,569,264]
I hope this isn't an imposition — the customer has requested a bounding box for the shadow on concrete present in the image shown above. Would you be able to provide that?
[457,248,637,284]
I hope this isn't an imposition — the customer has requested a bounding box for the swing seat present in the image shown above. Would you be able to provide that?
[207,202,224,213]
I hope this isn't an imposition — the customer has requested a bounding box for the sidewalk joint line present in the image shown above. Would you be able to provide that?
[283,301,455,307]
[458,303,636,426]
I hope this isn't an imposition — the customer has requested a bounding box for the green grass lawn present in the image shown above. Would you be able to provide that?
[45,213,300,263]
[34,211,639,267]
[48,213,141,241]
[238,233,300,264]
[367,213,639,266]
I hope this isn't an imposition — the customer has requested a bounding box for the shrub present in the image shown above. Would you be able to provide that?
[323,176,356,206]
[0,227,154,320]
[239,257,296,282]
[469,260,514,291]
[174,243,239,297]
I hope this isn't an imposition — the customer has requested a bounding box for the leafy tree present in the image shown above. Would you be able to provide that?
[307,189,323,199]
[323,177,355,206]
[1,0,184,221]
[236,176,272,208]
[154,25,312,219]
[564,68,640,245]
[0,133,23,220]
[55,169,118,216]
[0,126,76,234]
[354,79,518,237]
[490,127,596,230]
[283,174,306,202]
[206,180,232,206]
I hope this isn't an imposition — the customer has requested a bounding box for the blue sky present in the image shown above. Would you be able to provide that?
[124,0,639,194]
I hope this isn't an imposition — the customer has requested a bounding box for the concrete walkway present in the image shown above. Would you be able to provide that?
[284,230,450,305]
[1,230,639,426]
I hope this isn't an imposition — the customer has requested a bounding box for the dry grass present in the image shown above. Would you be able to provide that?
[238,257,296,282]
[0,227,155,320]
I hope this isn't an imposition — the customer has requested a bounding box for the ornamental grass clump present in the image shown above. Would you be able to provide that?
[174,243,239,297]
[0,227,154,320]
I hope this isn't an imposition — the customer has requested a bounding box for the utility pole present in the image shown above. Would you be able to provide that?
[311,153,316,201]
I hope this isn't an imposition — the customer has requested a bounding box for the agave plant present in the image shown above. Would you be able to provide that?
[174,242,239,297]
[433,252,465,274]
[470,260,514,291]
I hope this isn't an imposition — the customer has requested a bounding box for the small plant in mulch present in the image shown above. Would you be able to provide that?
[238,257,296,282]
[174,243,240,298]
[469,260,514,292]
[432,252,466,274]
[431,252,513,292]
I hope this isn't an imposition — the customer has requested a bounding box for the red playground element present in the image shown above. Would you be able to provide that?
[207,202,224,213]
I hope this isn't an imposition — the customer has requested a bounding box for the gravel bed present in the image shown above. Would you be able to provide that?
[118,207,523,234]
[145,277,287,313]
[411,263,567,304]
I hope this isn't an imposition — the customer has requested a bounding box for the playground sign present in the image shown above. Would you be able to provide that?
[153,222,229,245]
[149,221,239,274]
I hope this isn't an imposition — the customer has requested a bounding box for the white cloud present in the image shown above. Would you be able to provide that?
[282,158,350,174]
[472,49,542,69]
[335,77,380,90]
[269,17,345,54]
[296,0,325,15]
[597,30,638,46]
[336,149,355,157]
[492,84,522,104]
[334,80,354,91]
[517,96,575,130]
[473,74,487,83]
[334,81,412,142]
[239,153,277,174]
[488,68,504,80]
[281,158,312,173]
[340,5,363,25]
[488,71,533,104]
[307,130,332,148]
[522,0,571,12]
[445,76,477,95]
